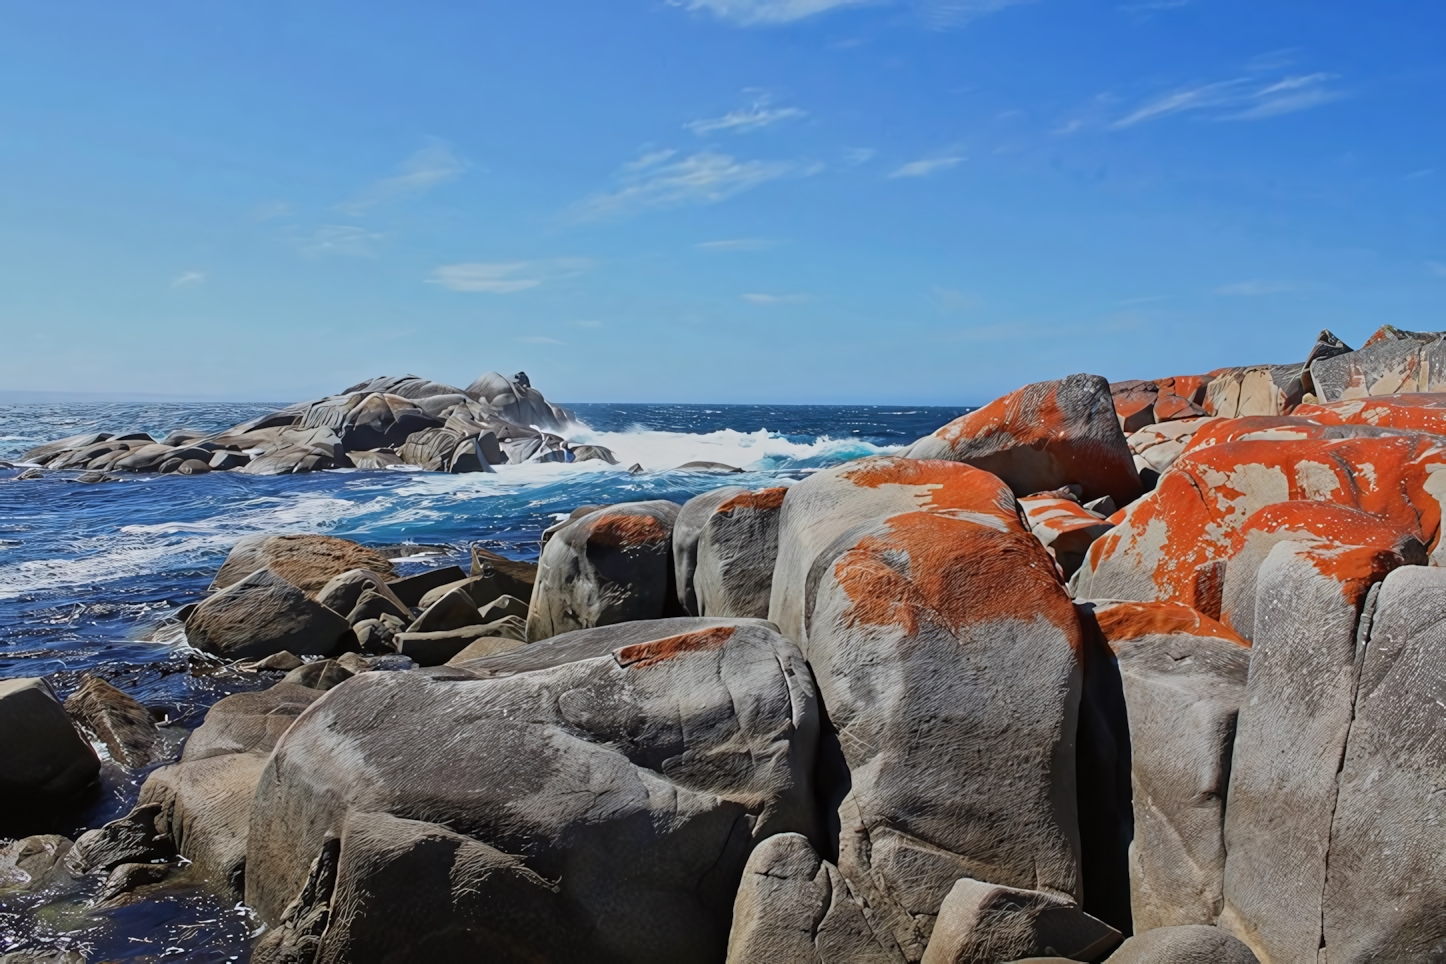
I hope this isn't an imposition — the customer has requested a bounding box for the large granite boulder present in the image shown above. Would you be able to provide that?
[1107,925,1258,963]
[766,456,1086,960]
[335,393,440,450]
[526,500,682,641]
[0,679,100,829]
[1090,601,1249,930]
[1295,391,1446,434]
[673,486,747,615]
[1018,495,1113,578]
[903,373,1142,507]
[674,485,786,619]
[184,569,351,660]
[62,676,158,769]
[211,534,395,593]
[465,370,575,432]
[245,619,819,963]
[1308,326,1446,402]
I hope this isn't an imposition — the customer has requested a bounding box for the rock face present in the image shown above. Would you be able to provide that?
[0,679,100,828]
[246,619,819,963]
[919,877,1120,964]
[903,373,1143,507]
[1019,495,1114,578]
[767,456,1086,960]
[675,485,787,619]
[526,500,682,641]
[1295,391,1446,434]
[1106,925,1259,964]
[1072,435,1446,617]
[1091,601,1250,931]
[1309,326,1446,402]
[211,534,395,593]
[185,569,351,660]
[63,676,158,769]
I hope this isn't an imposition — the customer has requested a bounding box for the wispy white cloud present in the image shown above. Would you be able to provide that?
[302,225,384,258]
[337,143,465,216]
[1110,71,1343,129]
[1119,0,1189,14]
[170,271,205,289]
[427,259,591,293]
[1215,280,1295,296]
[516,335,565,345]
[1407,169,1435,180]
[914,0,1035,29]
[687,95,806,135]
[889,154,964,178]
[843,147,877,166]
[574,150,817,219]
[742,292,810,304]
[574,319,604,327]
[670,0,1031,27]
[697,238,780,251]
[1429,262,1446,278]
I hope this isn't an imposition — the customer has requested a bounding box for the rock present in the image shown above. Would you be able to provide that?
[341,374,470,401]
[392,617,527,666]
[526,500,682,641]
[675,460,745,473]
[1073,435,1446,611]
[1110,381,1159,434]
[315,568,406,620]
[211,534,395,593]
[1318,566,1446,960]
[567,443,618,464]
[385,565,468,608]
[442,635,527,664]
[1106,925,1259,963]
[334,651,372,675]
[179,683,322,763]
[208,449,250,470]
[0,835,75,893]
[66,804,176,874]
[673,486,748,615]
[245,619,818,962]
[345,587,411,625]
[675,486,786,620]
[63,676,158,769]
[0,678,100,829]
[72,470,118,484]
[95,860,174,905]
[15,467,43,480]
[336,393,441,450]
[346,448,403,470]
[1124,417,1218,476]
[1203,365,1292,417]
[1220,540,1406,961]
[1309,326,1446,402]
[464,370,575,433]
[1019,495,1113,578]
[351,618,396,653]
[396,426,469,471]
[1294,391,1446,435]
[768,456,1086,959]
[904,373,1143,507]
[476,593,527,623]
[1090,601,1249,930]
[176,458,211,475]
[281,659,354,691]
[470,545,538,591]
[236,650,305,673]
[406,587,482,633]
[540,504,608,547]
[920,877,1121,964]
[726,833,901,963]
[139,750,268,899]
[21,432,112,464]
[184,568,351,661]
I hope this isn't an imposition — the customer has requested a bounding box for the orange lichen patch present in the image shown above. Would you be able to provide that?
[832,509,1081,645]
[1153,393,1206,422]
[1185,416,1327,453]
[840,457,1019,523]
[1229,502,1417,557]
[1294,394,1446,434]
[1114,390,1156,422]
[1294,542,1407,609]
[1162,375,1210,406]
[586,512,670,547]
[1020,497,1111,536]
[1084,435,1446,606]
[1094,601,1248,648]
[931,381,1069,448]
[717,486,788,514]
[614,626,735,669]
[1362,325,1404,348]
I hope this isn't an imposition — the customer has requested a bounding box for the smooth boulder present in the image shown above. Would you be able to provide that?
[184,569,351,660]
[0,679,100,828]
[211,534,395,593]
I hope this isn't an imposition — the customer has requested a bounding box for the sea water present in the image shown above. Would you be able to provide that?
[0,401,966,959]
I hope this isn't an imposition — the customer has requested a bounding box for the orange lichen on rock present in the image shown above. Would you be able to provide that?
[716,486,788,514]
[1229,502,1421,558]
[832,509,1081,644]
[1020,496,1111,537]
[1294,393,1446,434]
[1082,435,1446,605]
[1094,601,1248,648]
[586,513,671,547]
[1184,416,1329,453]
[840,457,1021,525]
[614,626,735,669]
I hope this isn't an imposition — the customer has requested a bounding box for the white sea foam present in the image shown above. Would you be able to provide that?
[567,424,896,471]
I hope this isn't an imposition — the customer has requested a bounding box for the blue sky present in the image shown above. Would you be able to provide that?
[1,1,1442,404]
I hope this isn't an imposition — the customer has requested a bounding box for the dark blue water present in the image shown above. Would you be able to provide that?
[0,401,965,959]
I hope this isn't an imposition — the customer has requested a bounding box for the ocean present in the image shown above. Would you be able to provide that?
[0,400,966,960]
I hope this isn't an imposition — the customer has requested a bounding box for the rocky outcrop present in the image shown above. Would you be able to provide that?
[211,534,395,593]
[0,679,100,830]
[1106,925,1259,963]
[904,373,1143,507]
[246,619,818,962]
[1309,325,1446,402]
[674,485,786,618]
[185,569,351,660]
[526,500,682,641]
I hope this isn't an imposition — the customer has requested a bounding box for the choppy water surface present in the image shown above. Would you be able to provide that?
[0,400,965,958]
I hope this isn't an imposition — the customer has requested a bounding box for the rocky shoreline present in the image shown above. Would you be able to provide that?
[5,324,1446,962]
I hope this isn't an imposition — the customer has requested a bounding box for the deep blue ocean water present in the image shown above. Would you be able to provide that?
[0,400,965,958]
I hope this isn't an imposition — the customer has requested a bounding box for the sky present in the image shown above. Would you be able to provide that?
[0,1,1442,404]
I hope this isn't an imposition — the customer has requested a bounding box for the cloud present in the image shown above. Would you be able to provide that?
[337,143,465,216]
[1214,280,1295,296]
[914,0,1035,29]
[574,150,816,219]
[516,335,565,345]
[696,238,779,251]
[742,292,810,304]
[574,319,604,327]
[687,96,806,135]
[1429,262,1446,278]
[302,225,384,258]
[427,259,591,293]
[889,155,964,178]
[170,271,205,289]
[1110,71,1342,129]
[669,0,1030,27]
[843,147,877,166]
[930,286,982,312]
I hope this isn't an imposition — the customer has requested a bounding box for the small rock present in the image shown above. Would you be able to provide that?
[0,678,101,830]
[406,587,483,634]
[0,835,75,893]
[95,860,174,905]
[66,804,176,875]
[15,468,43,481]
[385,566,469,608]
[346,588,411,625]
[476,594,528,623]
[236,650,305,673]
[63,676,159,769]
[282,660,354,692]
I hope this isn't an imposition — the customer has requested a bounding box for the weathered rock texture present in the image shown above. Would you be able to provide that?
[676,485,787,619]
[185,568,351,660]
[0,678,100,828]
